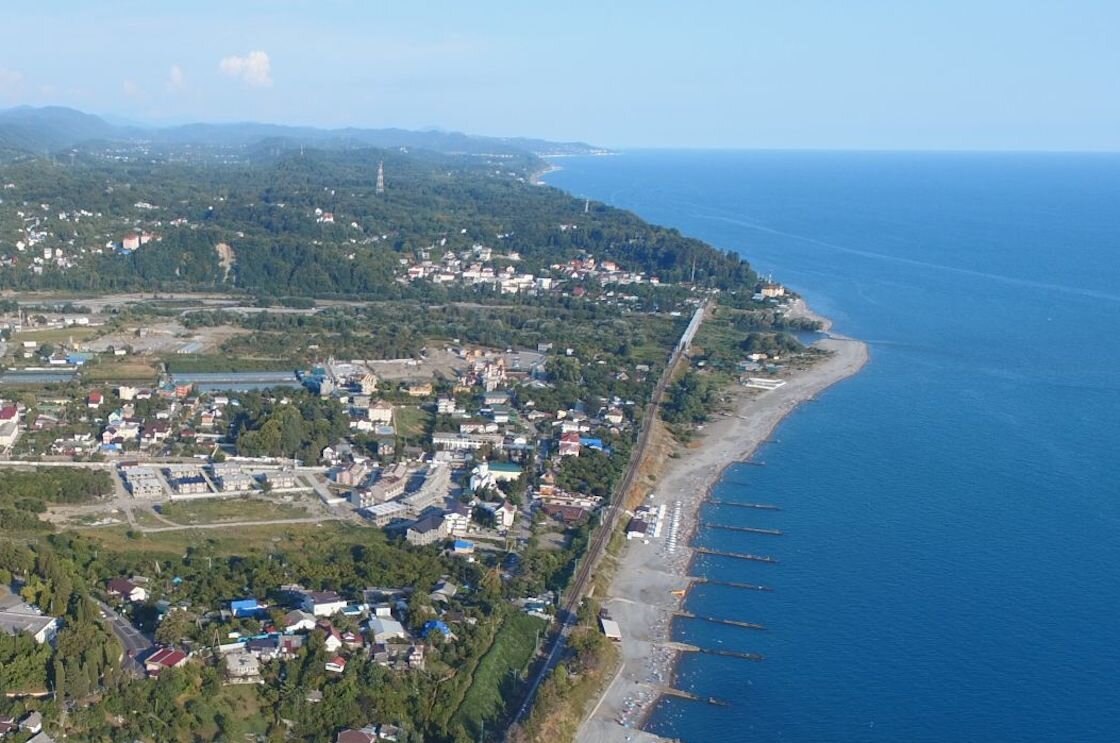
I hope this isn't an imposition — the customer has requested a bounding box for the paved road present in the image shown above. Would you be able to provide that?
[510,300,708,727]
[94,598,151,677]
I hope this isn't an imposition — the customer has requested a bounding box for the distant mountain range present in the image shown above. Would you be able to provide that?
[0,106,607,158]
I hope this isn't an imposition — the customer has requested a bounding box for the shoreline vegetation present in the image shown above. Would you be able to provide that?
[577,299,869,743]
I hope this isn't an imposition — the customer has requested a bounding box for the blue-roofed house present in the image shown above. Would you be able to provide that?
[422,620,452,639]
[230,598,265,618]
[580,437,606,451]
[452,539,475,556]
[67,352,93,366]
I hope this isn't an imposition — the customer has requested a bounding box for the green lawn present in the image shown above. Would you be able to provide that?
[81,357,160,382]
[394,405,432,439]
[158,495,308,525]
[453,612,547,739]
[83,521,360,557]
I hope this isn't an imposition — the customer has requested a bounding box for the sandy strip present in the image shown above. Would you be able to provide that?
[578,301,869,743]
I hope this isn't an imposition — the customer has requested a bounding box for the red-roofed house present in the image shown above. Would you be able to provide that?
[558,431,581,457]
[145,647,189,677]
[325,655,347,673]
[0,405,18,421]
[87,391,104,409]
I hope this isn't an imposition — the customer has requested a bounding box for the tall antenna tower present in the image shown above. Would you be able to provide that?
[376,160,385,194]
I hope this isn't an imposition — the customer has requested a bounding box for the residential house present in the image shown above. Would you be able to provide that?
[367,616,409,643]
[300,590,348,617]
[144,647,189,677]
[333,461,370,488]
[170,475,209,495]
[282,609,318,633]
[264,470,300,490]
[443,502,471,537]
[0,610,58,644]
[405,514,448,546]
[19,712,43,735]
[0,419,18,448]
[429,579,458,603]
[121,467,163,497]
[541,503,590,525]
[336,728,379,743]
[140,420,171,448]
[405,381,433,398]
[491,501,518,530]
[558,431,582,457]
[230,598,265,618]
[368,400,394,425]
[106,577,149,603]
[318,621,344,653]
[325,656,347,674]
[217,471,256,492]
[362,501,408,527]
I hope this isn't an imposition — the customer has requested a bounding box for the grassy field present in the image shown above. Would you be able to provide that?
[12,326,102,344]
[158,495,309,525]
[81,357,160,382]
[81,520,361,557]
[453,612,547,739]
[130,508,167,528]
[394,405,432,439]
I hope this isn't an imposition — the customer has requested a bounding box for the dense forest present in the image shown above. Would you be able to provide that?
[230,391,351,463]
[0,468,113,532]
[0,144,755,298]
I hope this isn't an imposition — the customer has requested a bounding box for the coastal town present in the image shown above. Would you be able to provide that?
[0,116,827,743]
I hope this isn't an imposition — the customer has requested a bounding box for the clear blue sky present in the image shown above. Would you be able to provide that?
[1,1,1117,150]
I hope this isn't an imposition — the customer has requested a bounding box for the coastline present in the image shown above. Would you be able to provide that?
[578,299,869,743]
[530,162,562,185]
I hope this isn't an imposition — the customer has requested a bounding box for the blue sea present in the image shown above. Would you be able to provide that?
[545,151,1120,743]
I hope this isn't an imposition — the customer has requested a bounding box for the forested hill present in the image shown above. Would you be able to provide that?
[0,145,755,298]
[0,106,606,157]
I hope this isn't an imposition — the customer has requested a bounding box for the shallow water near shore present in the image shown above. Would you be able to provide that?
[546,152,1120,742]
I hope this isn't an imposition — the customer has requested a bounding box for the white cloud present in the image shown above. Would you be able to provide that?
[0,68,23,96]
[219,51,272,88]
[167,64,184,91]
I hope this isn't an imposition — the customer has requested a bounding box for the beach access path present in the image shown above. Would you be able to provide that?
[578,301,869,743]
